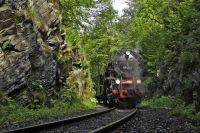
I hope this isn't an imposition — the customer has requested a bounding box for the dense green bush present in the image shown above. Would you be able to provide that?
[141,96,181,109]
[29,81,46,109]
[173,104,196,120]
[58,85,81,106]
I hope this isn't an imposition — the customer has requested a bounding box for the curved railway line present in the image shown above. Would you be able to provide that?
[3,107,137,133]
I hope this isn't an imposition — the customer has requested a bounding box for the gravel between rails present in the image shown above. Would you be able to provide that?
[0,105,108,132]
[39,109,134,133]
[112,107,199,133]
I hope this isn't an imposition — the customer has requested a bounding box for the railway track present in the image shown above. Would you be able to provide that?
[3,107,137,133]
[91,108,137,133]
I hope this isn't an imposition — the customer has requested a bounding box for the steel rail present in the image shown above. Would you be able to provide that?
[90,108,137,133]
[3,107,115,133]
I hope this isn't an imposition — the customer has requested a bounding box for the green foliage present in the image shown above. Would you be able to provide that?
[173,104,197,120]
[0,91,3,104]
[1,40,12,51]
[32,80,44,91]
[119,0,200,76]
[82,98,97,108]
[141,96,181,108]
[0,95,24,123]
[26,7,36,17]
[120,0,200,110]
[0,99,87,125]
[59,85,81,106]
[80,1,124,93]
[61,0,95,30]
[66,68,96,104]
[29,81,46,109]
[0,84,94,125]
[183,74,193,89]
[179,51,199,69]
[25,7,43,28]
[61,0,122,95]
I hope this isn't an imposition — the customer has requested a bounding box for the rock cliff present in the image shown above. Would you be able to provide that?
[0,0,67,97]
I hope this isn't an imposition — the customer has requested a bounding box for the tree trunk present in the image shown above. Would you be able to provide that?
[183,89,193,105]
[195,89,200,112]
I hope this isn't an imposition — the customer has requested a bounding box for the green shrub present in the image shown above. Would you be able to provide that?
[83,98,97,108]
[1,40,12,51]
[173,104,197,120]
[196,112,200,121]
[141,96,181,108]
[0,96,24,124]
[28,81,47,109]
[0,91,4,104]
[59,85,81,106]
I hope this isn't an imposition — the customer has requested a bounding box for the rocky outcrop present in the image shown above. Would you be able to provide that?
[0,0,66,96]
[148,61,200,110]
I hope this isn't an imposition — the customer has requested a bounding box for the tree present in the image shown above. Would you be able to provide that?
[117,0,200,110]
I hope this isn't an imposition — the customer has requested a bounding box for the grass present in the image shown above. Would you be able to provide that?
[0,91,96,125]
[173,104,200,121]
[0,100,94,125]
[141,96,181,108]
[141,96,200,122]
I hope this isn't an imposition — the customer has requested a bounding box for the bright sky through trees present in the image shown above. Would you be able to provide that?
[112,0,129,16]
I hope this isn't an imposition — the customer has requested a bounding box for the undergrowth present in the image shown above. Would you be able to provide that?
[141,96,200,122]
[0,86,96,125]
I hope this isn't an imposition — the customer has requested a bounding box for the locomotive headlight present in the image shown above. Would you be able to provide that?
[126,51,130,56]
[137,79,141,84]
[115,79,121,84]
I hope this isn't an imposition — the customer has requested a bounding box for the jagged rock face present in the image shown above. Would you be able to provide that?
[149,63,200,94]
[0,0,66,95]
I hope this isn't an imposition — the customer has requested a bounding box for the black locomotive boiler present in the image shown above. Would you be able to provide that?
[97,48,147,108]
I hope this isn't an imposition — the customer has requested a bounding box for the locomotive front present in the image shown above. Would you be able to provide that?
[100,48,147,108]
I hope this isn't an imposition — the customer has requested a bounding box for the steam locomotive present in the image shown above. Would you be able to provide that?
[97,48,147,108]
